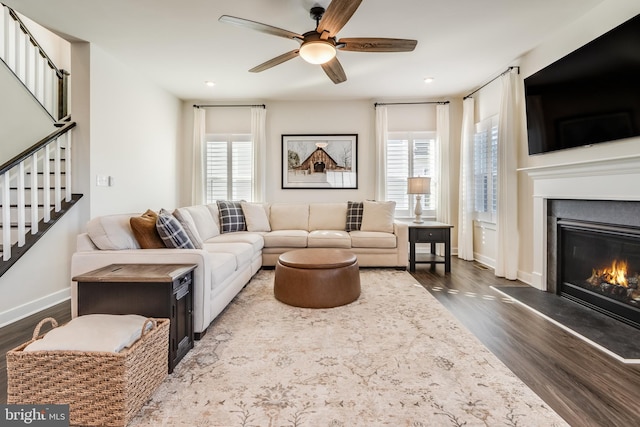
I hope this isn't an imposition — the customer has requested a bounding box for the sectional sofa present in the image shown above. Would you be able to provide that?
[70,201,408,336]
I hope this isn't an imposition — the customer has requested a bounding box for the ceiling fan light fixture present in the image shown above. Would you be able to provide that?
[299,40,336,64]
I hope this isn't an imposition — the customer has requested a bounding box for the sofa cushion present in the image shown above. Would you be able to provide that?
[172,208,204,249]
[206,203,222,231]
[87,214,140,250]
[269,203,309,231]
[361,200,396,233]
[263,230,308,248]
[345,201,364,232]
[205,232,265,252]
[182,205,220,240]
[309,203,347,231]
[241,202,271,232]
[217,200,246,233]
[202,242,254,268]
[308,230,351,248]
[130,209,165,249]
[156,209,195,249]
[349,230,397,249]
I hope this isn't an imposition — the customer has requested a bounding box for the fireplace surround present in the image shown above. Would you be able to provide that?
[548,201,640,328]
[523,154,640,327]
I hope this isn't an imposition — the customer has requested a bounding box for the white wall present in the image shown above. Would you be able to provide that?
[0,64,53,160]
[180,99,460,206]
[88,46,182,216]
[0,41,183,325]
[516,0,640,281]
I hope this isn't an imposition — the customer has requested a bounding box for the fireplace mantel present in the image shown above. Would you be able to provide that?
[520,154,640,290]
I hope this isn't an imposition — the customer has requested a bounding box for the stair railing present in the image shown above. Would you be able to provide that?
[0,120,76,261]
[0,3,68,120]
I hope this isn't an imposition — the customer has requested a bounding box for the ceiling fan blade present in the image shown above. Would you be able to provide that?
[321,57,347,84]
[249,50,300,73]
[317,0,363,37]
[219,15,303,41]
[338,38,418,52]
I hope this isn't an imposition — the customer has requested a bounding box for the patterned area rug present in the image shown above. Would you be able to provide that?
[130,269,567,426]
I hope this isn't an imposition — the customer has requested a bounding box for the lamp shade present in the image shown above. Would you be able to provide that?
[299,40,336,64]
[407,177,431,194]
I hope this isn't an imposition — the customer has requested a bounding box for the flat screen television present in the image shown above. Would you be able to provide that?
[524,14,640,155]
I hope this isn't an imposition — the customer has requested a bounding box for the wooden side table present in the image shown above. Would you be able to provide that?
[399,220,453,272]
[73,263,196,373]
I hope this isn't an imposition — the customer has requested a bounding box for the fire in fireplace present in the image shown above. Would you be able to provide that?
[586,259,640,305]
[558,219,640,329]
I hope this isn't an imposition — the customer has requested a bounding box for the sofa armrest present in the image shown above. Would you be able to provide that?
[70,248,213,334]
[394,221,409,267]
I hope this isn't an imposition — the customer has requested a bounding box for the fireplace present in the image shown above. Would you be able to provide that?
[557,218,640,328]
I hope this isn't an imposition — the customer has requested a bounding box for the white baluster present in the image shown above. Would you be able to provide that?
[65,132,72,202]
[54,138,61,212]
[30,152,39,234]
[13,18,20,78]
[0,6,6,60]
[17,162,25,246]
[43,144,50,222]
[2,172,11,261]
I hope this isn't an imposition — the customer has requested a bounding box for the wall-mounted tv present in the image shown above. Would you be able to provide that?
[524,14,640,155]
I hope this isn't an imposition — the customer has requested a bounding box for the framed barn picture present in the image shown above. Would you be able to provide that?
[281,134,358,189]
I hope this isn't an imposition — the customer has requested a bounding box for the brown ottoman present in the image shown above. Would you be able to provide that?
[274,248,361,308]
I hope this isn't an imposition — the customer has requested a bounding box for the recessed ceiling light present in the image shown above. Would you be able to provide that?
[424,77,434,84]
[205,81,215,87]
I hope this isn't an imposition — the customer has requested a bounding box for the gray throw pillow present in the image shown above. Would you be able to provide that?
[217,200,246,233]
[156,209,195,249]
[345,201,364,232]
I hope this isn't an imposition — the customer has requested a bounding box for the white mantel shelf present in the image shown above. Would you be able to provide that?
[521,154,640,290]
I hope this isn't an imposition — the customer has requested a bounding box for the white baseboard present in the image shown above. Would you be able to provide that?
[0,288,70,328]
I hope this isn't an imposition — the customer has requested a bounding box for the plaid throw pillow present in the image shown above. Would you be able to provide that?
[345,201,364,232]
[217,200,246,233]
[156,209,195,249]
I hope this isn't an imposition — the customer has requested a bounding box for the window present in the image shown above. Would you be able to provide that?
[386,131,437,218]
[205,134,252,202]
[473,116,498,222]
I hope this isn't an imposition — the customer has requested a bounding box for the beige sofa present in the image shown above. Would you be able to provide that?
[70,201,408,336]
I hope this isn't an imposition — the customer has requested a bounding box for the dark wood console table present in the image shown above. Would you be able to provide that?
[399,220,453,272]
[73,263,196,373]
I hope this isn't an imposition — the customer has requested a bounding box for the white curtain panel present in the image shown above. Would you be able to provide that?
[436,103,450,224]
[435,103,450,256]
[251,106,267,202]
[191,107,206,205]
[495,70,523,279]
[458,98,475,261]
[374,106,388,201]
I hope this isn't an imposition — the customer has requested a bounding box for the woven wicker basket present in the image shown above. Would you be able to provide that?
[6,317,169,427]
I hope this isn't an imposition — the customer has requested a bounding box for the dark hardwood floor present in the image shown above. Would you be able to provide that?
[2,259,639,426]
[411,258,640,427]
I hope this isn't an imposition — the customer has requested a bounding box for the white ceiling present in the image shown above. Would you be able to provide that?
[4,0,603,101]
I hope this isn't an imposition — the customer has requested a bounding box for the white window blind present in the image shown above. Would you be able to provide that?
[206,134,252,202]
[386,131,437,217]
[473,116,498,222]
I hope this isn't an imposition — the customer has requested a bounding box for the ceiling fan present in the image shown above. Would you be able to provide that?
[219,0,417,84]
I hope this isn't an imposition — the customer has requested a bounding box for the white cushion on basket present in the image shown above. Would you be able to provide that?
[24,314,153,353]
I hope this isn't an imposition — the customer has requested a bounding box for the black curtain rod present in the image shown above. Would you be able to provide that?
[463,66,519,100]
[374,101,449,107]
[193,104,266,109]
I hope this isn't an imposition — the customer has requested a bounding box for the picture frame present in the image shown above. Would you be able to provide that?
[282,134,358,189]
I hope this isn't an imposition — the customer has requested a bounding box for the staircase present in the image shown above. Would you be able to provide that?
[0,3,81,276]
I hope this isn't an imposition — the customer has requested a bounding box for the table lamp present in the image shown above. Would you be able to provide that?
[407,177,431,223]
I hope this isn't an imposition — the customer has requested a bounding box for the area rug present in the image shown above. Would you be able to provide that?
[130,269,567,426]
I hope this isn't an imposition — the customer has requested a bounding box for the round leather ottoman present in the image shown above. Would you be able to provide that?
[274,248,361,308]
